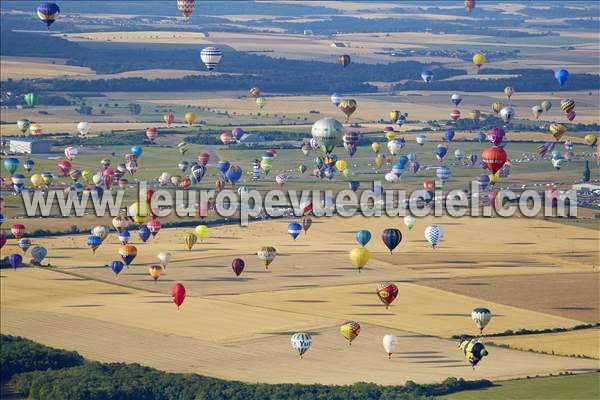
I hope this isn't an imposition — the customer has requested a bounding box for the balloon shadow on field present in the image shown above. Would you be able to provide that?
[64,304,104,308]
[352,313,393,316]
[280,274,343,278]
[505,242,536,245]
[145,300,172,304]
[286,300,329,303]
[94,291,132,295]
[188,277,256,282]
[262,331,321,336]
[398,351,441,355]
[284,284,319,289]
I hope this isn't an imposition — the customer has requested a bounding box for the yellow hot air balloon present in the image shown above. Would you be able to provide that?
[184,232,197,250]
[375,154,385,169]
[371,142,380,154]
[335,160,347,172]
[343,168,352,178]
[195,224,208,241]
[349,247,369,272]
[584,134,597,147]
[549,123,567,141]
[30,174,44,188]
[256,97,266,109]
[472,53,486,70]
[149,265,162,281]
[384,130,396,142]
[491,102,504,114]
[81,170,93,184]
[129,201,149,224]
[29,123,43,138]
[340,321,361,345]
[184,112,197,127]
[488,174,497,185]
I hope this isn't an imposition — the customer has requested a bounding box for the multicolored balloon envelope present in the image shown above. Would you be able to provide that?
[376,282,399,309]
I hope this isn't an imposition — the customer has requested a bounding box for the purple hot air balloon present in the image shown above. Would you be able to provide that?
[487,127,505,146]
[8,253,23,269]
[410,161,420,173]
[567,110,576,121]
[468,154,478,166]
[232,127,245,142]
[231,258,245,276]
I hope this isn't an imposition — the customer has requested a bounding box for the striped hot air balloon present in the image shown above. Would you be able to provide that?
[291,332,312,359]
[200,47,222,71]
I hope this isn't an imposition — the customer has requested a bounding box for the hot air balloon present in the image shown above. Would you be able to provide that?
[231,258,245,277]
[500,106,514,124]
[584,134,597,147]
[531,105,543,119]
[425,225,443,248]
[63,146,78,161]
[18,238,32,253]
[487,127,505,146]
[436,166,452,183]
[131,145,143,158]
[491,102,504,114]
[381,229,402,254]
[451,93,462,106]
[220,132,232,145]
[37,2,60,29]
[138,226,151,243]
[118,230,130,245]
[177,0,195,19]
[436,145,448,161]
[415,135,427,146]
[24,92,38,107]
[449,110,461,121]
[163,112,175,126]
[471,307,492,333]
[91,225,109,242]
[454,149,464,161]
[472,53,486,70]
[301,216,312,234]
[340,321,361,345]
[356,230,371,247]
[129,201,150,224]
[338,55,351,68]
[549,123,567,141]
[291,332,312,359]
[8,253,23,269]
[338,99,357,122]
[119,245,137,266]
[444,129,455,141]
[540,100,552,112]
[376,282,398,309]
[256,97,266,109]
[17,119,30,135]
[349,247,369,272]
[383,334,398,359]
[459,338,488,368]
[4,158,19,175]
[11,224,26,239]
[184,232,197,251]
[421,70,433,83]
[257,246,277,269]
[477,174,490,190]
[231,127,245,142]
[288,222,302,240]
[482,146,507,174]
[110,260,124,276]
[200,47,222,71]
[582,161,591,182]
[87,235,102,253]
[184,112,196,126]
[146,265,161,282]
[330,93,343,106]
[172,283,186,310]
[76,121,90,136]
[561,98,575,115]
[555,69,569,86]
[504,86,514,99]
[146,127,158,143]
[312,118,344,155]
[30,245,47,265]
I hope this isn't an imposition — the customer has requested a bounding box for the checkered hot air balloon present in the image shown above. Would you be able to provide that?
[291,332,312,358]
[200,47,222,71]
[176,0,195,19]
[340,321,361,345]
[424,225,443,248]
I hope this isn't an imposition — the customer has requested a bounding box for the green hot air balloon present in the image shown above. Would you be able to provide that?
[24,93,38,107]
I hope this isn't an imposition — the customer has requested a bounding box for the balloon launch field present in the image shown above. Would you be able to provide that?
[1,215,598,384]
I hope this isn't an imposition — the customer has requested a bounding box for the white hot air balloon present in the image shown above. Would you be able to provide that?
[92,173,103,186]
[157,252,171,268]
[403,215,416,230]
[385,172,399,183]
[91,225,110,242]
[291,332,312,359]
[471,307,492,334]
[424,225,443,248]
[158,172,171,186]
[200,47,222,71]
[382,334,398,359]
[499,106,515,124]
[415,135,427,146]
[77,121,90,136]
[275,173,289,186]
[311,117,344,154]
[387,138,405,155]
[64,146,78,161]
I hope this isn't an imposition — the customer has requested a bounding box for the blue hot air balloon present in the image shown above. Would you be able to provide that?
[356,230,371,247]
[582,161,591,182]
[24,159,35,172]
[373,183,384,198]
[554,69,569,86]
[288,222,302,240]
[138,226,151,243]
[421,70,434,83]
[225,165,242,184]
[4,158,19,175]
[444,130,455,141]
[398,155,409,168]
[406,153,416,163]
[435,146,447,161]
[30,246,47,264]
[410,161,420,173]
[217,160,231,174]
[392,162,405,177]
[118,230,130,245]
[18,239,32,253]
[8,253,23,269]
[436,166,452,182]
[382,228,402,254]
[468,154,478,166]
[349,180,360,192]
[37,3,60,29]
[111,260,124,276]
[130,145,143,158]
[87,235,102,253]
[477,174,490,190]
[11,174,26,194]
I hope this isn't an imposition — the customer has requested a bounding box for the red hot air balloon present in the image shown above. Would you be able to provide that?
[482,146,508,174]
[220,132,232,145]
[172,283,186,310]
[423,180,435,190]
[146,127,158,143]
[57,160,72,176]
[450,109,461,121]
[147,217,162,237]
[232,258,245,276]
[163,113,175,126]
[198,152,210,166]
[300,201,313,215]
[376,282,399,309]
[11,224,26,239]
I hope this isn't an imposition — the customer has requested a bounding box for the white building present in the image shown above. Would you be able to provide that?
[9,139,52,154]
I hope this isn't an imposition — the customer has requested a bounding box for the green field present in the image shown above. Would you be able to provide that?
[441,373,600,400]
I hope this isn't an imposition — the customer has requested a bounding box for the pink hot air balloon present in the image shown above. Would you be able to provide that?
[146,127,158,143]
[172,283,186,310]
[487,127,505,146]
[64,146,78,160]
[103,169,115,189]
[0,233,7,249]
[198,152,210,166]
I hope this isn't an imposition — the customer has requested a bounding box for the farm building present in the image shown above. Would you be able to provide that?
[9,138,52,154]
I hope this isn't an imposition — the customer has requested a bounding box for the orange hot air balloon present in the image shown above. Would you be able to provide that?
[163,113,175,126]
[149,265,162,281]
[220,132,232,145]
[482,146,508,174]
[172,283,186,309]
[215,179,225,191]
[119,245,137,266]
[180,177,192,189]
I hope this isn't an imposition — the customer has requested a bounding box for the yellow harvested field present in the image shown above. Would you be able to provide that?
[1,215,598,384]
[0,57,94,80]
[490,329,600,359]
[61,31,214,45]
